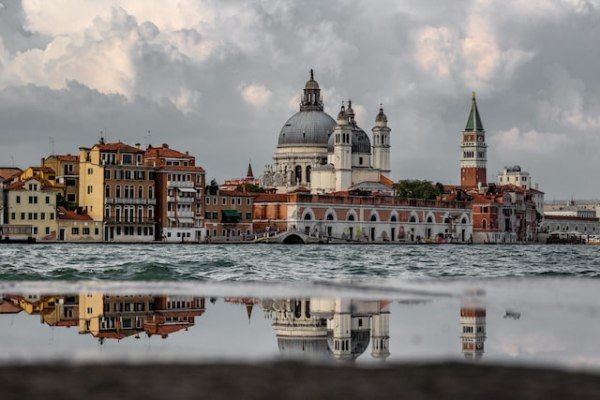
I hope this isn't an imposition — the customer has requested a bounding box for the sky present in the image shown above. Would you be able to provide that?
[0,0,599,199]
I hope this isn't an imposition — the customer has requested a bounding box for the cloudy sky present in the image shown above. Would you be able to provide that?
[0,0,599,199]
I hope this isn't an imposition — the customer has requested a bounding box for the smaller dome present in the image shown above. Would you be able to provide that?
[376,106,387,123]
[327,126,372,154]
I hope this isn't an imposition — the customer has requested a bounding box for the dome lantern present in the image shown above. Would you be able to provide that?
[300,69,323,111]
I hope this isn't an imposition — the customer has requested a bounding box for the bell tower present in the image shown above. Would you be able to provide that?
[460,92,487,188]
[334,104,353,192]
[372,105,391,176]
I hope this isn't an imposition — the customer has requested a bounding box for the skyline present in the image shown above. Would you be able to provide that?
[1,0,600,199]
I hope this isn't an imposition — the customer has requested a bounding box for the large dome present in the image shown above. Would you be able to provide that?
[278,110,336,148]
[327,126,372,154]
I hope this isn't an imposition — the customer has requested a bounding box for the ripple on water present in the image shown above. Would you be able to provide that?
[0,243,599,281]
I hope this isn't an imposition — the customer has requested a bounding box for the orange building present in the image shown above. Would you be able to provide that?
[204,190,254,240]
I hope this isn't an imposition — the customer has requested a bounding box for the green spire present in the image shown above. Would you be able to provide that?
[465,92,484,131]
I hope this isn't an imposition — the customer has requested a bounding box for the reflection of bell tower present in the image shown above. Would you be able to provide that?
[460,306,486,360]
[371,308,390,360]
[330,299,352,360]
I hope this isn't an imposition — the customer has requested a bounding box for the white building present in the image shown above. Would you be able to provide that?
[497,165,544,212]
[262,70,392,194]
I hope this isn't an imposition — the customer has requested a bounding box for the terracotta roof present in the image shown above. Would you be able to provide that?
[0,168,22,180]
[380,175,394,188]
[30,166,56,174]
[145,145,194,160]
[7,178,54,191]
[57,206,93,221]
[498,184,526,194]
[55,154,79,162]
[156,165,205,173]
[95,142,144,153]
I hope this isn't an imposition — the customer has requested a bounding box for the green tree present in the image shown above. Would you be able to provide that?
[56,193,77,210]
[393,180,443,200]
[206,179,219,195]
[236,183,265,193]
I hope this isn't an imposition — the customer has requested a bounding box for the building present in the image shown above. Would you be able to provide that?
[43,154,80,205]
[204,190,253,240]
[144,144,206,242]
[253,192,472,243]
[220,163,261,191]
[497,166,544,212]
[460,93,487,188]
[79,140,156,242]
[540,215,600,236]
[261,70,392,194]
[0,167,22,228]
[3,178,57,241]
[470,185,537,243]
[56,206,102,242]
[19,166,56,183]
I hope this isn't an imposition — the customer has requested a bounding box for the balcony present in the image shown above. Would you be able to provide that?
[167,211,195,218]
[105,217,155,225]
[176,196,194,204]
[106,198,156,205]
[168,181,194,188]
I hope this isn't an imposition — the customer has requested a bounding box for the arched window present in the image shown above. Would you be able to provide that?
[370,215,377,222]
[304,213,312,220]
[461,218,467,224]
[482,219,487,229]
[326,213,334,221]
[390,215,397,222]
[409,215,416,223]
[306,166,311,183]
[294,165,302,184]
[348,214,355,221]
[444,217,450,224]
[426,216,433,223]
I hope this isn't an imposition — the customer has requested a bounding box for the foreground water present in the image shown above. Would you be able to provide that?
[0,243,599,280]
[1,243,599,369]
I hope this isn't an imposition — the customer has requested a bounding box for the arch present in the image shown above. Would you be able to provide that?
[369,210,380,222]
[408,211,419,223]
[282,233,306,244]
[302,208,315,221]
[294,165,302,184]
[305,165,311,183]
[323,208,337,221]
[326,213,335,221]
[425,212,435,224]
[460,213,470,225]
[390,211,398,222]
[482,219,487,229]
[346,209,358,221]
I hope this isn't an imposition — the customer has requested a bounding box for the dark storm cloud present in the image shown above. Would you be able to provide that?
[0,0,599,198]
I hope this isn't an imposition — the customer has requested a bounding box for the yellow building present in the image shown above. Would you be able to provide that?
[79,140,157,242]
[20,166,56,183]
[5,178,58,241]
[43,154,80,205]
[57,206,102,242]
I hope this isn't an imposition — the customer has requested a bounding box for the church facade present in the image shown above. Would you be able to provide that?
[262,70,392,194]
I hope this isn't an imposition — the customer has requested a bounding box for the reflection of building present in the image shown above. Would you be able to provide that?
[460,303,487,361]
[262,297,390,361]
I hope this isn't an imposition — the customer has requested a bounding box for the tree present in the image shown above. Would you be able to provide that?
[207,179,219,195]
[394,180,443,200]
[56,193,77,210]
[236,183,265,193]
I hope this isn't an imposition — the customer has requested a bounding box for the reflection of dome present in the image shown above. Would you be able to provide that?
[278,111,337,147]
[327,126,372,154]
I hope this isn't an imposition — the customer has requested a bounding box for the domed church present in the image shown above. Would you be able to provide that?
[262,70,393,194]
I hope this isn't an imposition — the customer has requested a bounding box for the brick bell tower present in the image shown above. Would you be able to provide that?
[460,92,487,188]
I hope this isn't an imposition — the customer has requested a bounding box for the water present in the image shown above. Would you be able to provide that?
[1,243,599,369]
[0,244,599,281]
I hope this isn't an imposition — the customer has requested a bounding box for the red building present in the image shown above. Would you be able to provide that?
[144,144,206,242]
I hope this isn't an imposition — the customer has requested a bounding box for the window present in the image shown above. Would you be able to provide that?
[105,185,111,197]
[122,154,132,165]
[10,213,15,220]
[15,196,20,204]
[45,227,50,235]
[46,196,50,204]
[41,213,45,220]
[67,194,76,202]
[72,227,79,235]
[83,227,90,235]
[245,213,252,220]
[50,213,54,220]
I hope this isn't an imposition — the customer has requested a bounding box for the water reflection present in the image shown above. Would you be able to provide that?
[1,292,489,363]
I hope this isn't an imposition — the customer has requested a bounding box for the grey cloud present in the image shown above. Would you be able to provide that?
[1,0,600,198]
